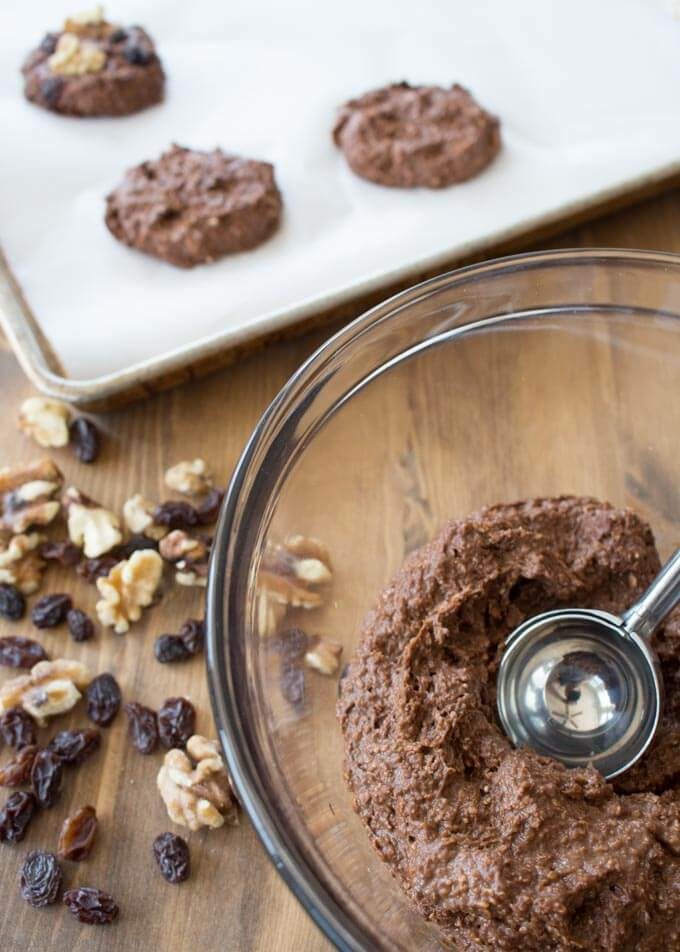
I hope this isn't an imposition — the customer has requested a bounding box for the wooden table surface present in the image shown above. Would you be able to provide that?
[1,189,679,952]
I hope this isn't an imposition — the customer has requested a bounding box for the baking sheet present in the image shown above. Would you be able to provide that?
[1,0,680,384]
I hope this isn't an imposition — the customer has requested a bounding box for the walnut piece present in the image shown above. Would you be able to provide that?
[256,535,332,636]
[95,549,163,634]
[305,637,343,676]
[164,459,213,497]
[122,494,167,540]
[0,658,90,726]
[0,458,63,534]
[18,398,70,448]
[159,530,209,587]
[157,734,238,832]
[48,32,106,76]
[64,487,122,558]
[65,4,105,27]
[0,532,46,594]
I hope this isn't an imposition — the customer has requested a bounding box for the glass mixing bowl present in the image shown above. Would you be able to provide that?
[206,249,680,951]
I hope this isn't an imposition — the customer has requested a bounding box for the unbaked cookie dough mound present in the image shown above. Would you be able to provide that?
[22,7,164,118]
[338,497,680,952]
[332,81,501,188]
[105,145,283,268]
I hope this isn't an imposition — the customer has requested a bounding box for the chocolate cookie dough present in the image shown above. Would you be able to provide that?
[105,145,282,268]
[332,81,500,188]
[22,8,164,117]
[338,497,680,951]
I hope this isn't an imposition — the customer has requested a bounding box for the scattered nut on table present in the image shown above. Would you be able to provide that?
[63,486,122,558]
[95,549,163,634]
[164,459,213,497]
[159,530,210,588]
[157,734,238,831]
[122,494,167,540]
[0,459,63,534]
[0,532,47,595]
[0,658,90,726]
[18,399,71,448]
[304,637,343,676]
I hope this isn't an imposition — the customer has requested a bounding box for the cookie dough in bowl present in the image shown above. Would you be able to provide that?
[338,496,680,951]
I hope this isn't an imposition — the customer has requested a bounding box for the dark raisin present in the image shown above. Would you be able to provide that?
[276,628,308,709]
[112,535,158,559]
[157,697,195,749]
[31,749,63,808]
[154,634,191,664]
[196,488,223,525]
[48,729,101,766]
[63,886,119,924]
[40,539,81,566]
[0,583,26,621]
[153,832,190,883]
[66,608,95,642]
[0,791,37,843]
[0,707,37,749]
[32,593,72,629]
[20,850,62,906]
[109,28,127,42]
[69,417,101,464]
[123,43,152,65]
[153,501,199,531]
[77,555,119,583]
[39,32,58,54]
[0,745,38,786]
[58,805,98,861]
[0,636,48,668]
[124,702,158,754]
[86,673,121,727]
[41,77,63,107]
[180,618,205,654]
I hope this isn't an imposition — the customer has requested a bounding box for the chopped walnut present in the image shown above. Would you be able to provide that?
[305,637,343,676]
[64,487,122,558]
[279,535,333,584]
[164,459,213,497]
[158,530,209,587]
[122,494,167,540]
[18,398,70,448]
[0,532,46,595]
[48,32,106,76]
[157,734,238,831]
[95,549,163,634]
[0,658,90,726]
[65,4,105,27]
[0,459,62,535]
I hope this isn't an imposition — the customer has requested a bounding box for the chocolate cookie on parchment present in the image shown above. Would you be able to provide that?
[22,7,164,118]
[333,81,500,188]
[105,145,283,268]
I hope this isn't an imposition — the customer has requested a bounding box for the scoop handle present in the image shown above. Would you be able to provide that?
[622,548,680,640]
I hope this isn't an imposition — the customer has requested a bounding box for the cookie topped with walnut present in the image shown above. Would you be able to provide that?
[21,6,164,118]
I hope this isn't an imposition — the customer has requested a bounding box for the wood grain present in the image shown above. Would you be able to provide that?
[0,189,679,952]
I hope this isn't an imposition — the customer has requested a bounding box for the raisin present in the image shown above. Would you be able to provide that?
[124,702,158,754]
[63,887,119,924]
[48,729,101,766]
[153,832,190,883]
[0,583,26,621]
[157,697,195,749]
[86,673,121,727]
[123,43,152,65]
[112,535,158,559]
[40,539,81,566]
[0,707,37,749]
[180,618,205,654]
[109,28,127,42]
[0,745,38,786]
[154,634,191,664]
[58,805,98,861]
[66,608,95,642]
[276,628,308,709]
[32,593,72,628]
[153,501,199,531]
[196,488,223,525]
[39,32,58,54]
[0,791,37,843]
[31,749,63,808]
[77,555,118,583]
[41,77,63,107]
[20,850,62,907]
[0,636,48,668]
[69,417,101,463]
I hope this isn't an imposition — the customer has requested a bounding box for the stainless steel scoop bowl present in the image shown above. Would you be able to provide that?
[497,549,680,780]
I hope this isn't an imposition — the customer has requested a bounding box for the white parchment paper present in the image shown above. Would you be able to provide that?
[1,0,679,379]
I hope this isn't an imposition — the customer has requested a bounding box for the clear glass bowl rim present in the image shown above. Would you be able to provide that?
[206,247,680,952]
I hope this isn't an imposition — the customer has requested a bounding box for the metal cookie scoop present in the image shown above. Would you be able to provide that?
[497,549,680,780]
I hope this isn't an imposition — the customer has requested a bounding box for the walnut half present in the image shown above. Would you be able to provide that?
[18,398,70,448]
[0,658,90,726]
[0,531,47,595]
[95,549,163,634]
[64,486,122,558]
[0,458,63,534]
[157,734,238,832]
